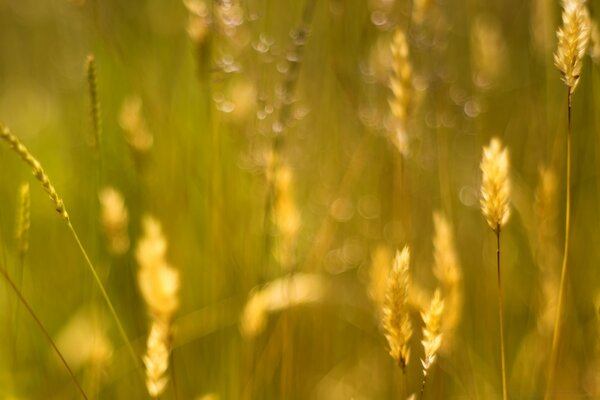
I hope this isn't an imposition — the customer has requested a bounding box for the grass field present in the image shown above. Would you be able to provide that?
[0,0,600,398]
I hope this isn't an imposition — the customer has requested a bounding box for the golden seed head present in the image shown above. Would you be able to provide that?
[119,96,154,153]
[99,187,130,255]
[136,216,180,322]
[480,138,510,231]
[382,246,413,370]
[0,125,69,221]
[143,320,170,397]
[54,308,113,372]
[421,289,444,375]
[240,273,328,338]
[432,212,462,353]
[16,182,31,258]
[471,15,507,89]
[554,0,591,94]
[388,29,413,155]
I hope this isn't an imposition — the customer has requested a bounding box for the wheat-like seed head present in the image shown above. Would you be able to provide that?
[432,212,462,353]
[99,187,130,256]
[388,29,413,155]
[382,246,413,371]
[554,0,591,94]
[119,96,154,153]
[16,182,31,259]
[0,126,69,221]
[480,138,510,231]
[240,273,328,337]
[421,288,444,376]
[143,320,170,397]
[136,216,180,322]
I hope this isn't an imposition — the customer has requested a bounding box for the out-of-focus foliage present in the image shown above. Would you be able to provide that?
[0,0,600,398]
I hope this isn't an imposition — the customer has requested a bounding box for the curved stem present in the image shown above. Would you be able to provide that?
[0,266,88,399]
[67,222,141,375]
[545,89,572,400]
[497,228,507,400]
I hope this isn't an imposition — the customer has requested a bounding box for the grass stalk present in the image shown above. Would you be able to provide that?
[0,265,88,399]
[545,89,572,400]
[67,222,140,373]
[496,227,508,400]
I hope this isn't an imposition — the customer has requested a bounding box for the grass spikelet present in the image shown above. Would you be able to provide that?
[119,96,154,153]
[419,289,444,399]
[388,29,413,155]
[144,320,170,398]
[432,212,462,353]
[16,182,31,262]
[0,125,69,220]
[480,138,510,232]
[0,124,141,375]
[382,246,413,371]
[471,15,507,89]
[136,216,180,397]
[86,54,102,153]
[480,137,510,400]
[136,216,180,321]
[240,273,328,338]
[99,187,130,256]
[554,0,591,95]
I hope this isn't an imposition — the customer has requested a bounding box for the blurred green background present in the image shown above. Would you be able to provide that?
[1,0,600,398]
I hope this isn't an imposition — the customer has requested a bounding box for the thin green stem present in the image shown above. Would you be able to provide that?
[0,266,88,399]
[67,222,141,375]
[497,227,507,400]
[545,89,572,400]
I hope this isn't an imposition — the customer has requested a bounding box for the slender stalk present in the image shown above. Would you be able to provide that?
[496,227,507,400]
[0,266,88,399]
[545,89,572,400]
[419,374,428,400]
[67,222,141,374]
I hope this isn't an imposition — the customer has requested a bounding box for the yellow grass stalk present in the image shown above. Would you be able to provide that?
[480,137,510,400]
[419,289,444,399]
[0,124,140,375]
[383,246,413,372]
[547,2,591,397]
